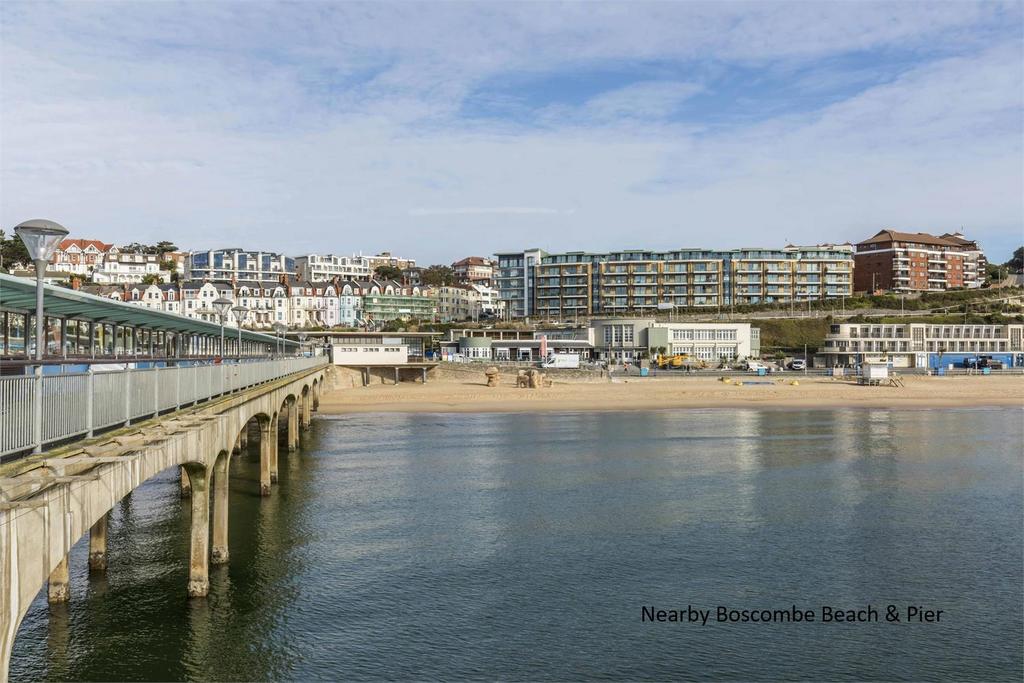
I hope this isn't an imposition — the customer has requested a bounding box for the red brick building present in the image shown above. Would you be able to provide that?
[854,230,986,294]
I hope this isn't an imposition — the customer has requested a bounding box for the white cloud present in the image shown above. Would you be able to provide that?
[409,207,574,216]
[1,1,1021,262]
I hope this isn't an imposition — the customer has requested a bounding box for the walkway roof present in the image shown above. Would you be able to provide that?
[0,273,295,348]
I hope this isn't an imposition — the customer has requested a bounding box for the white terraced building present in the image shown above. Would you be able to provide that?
[821,322,1024,369]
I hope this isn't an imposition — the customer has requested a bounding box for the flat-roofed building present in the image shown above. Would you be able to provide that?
[590,318,760,363]
[295,254,373,281]
[822,322,1024,368]
[186,249,295,282]
[495,248,546,318]
[497,245,853,320]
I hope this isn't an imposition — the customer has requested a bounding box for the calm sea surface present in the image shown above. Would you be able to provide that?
[10,408,1024,681]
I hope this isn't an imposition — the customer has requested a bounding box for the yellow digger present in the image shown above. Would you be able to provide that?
[659,356,692,370]
[655,353,707,370]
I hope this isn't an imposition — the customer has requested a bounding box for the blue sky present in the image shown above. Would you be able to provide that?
[1,1,1021,263]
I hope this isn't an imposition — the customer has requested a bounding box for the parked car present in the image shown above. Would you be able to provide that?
[744,360,770,373]
[788,358,807,371]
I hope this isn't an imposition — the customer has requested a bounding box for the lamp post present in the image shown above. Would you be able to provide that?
[274,322,288,357]
[213,297,232,358]
[232,305,248,358]
[14,219,69,362]
[15,219,69,454]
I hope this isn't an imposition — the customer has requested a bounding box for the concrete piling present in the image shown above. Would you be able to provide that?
[260,419,274,495]
[211,455,229,565]
[47,557,70,604]
[287,401,299,452]
[88,515,108,572]
[185,464,210,598]
[179,465,191,498]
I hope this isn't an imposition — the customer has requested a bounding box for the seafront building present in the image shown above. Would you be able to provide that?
[495,245,854,319]
[438,320,760,364]
[853,230,987,293]
[821,322,1024,369]
[185,248,295,281]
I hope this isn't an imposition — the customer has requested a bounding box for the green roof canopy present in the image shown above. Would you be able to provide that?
[0,273,296,348]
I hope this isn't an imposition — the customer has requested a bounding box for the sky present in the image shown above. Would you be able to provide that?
[1,1,1022,264]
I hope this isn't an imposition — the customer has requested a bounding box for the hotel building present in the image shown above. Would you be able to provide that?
[853,230,987,293]
[498,245,853,319]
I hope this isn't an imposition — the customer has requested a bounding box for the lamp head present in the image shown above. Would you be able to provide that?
[231,304,248,320]
[14,219,69,262]
[213,297,232,317]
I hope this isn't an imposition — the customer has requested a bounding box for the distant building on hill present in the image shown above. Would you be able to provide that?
[853,229,987,293]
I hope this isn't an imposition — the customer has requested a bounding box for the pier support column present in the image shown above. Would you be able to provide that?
[301,393,311,429]
[48,556,70,603]
[421,367,427,383]
[394,367,399,385]
[270,413,280,482]
[287,401,299,452]
[179,465,191,498]
[260,419,274,495]
[232,432,241,455]
[88,514,108,572]
[211,454,229,565]
[184,464,210,597]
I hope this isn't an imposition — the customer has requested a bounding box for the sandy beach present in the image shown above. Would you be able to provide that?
[317,371,1024,414]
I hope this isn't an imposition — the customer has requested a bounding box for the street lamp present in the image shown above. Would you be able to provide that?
[213,297,232,357]
[14,219,69,361]
[232,305,248,358]
[274,322,288,356]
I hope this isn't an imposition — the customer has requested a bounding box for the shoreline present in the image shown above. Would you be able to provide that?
[316,374,1024,415]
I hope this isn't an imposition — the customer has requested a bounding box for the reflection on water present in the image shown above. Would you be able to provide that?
[10,408,1024,681]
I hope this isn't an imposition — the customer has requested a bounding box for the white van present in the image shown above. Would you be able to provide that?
[542,354,580,369]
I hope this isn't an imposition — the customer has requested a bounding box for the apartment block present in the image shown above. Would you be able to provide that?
[496,245,853,319]
[854,230,987,293]
[186,249,295,281]
[295,254,374,281]
[495,248,546,318]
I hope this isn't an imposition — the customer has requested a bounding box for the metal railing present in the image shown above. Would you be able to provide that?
[0,357,325,461]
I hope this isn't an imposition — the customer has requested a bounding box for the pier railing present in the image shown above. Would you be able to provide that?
[0,357,326,461]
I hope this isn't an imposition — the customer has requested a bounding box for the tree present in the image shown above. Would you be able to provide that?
[421,264,455,287]
[0,229,31,271]
[141,274,162,285]
[373,264,403,281]
[1004,246,1023,274]
[122,241,178,255]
